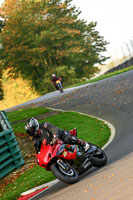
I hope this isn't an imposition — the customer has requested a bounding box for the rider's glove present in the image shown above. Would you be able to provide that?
[51,134,58,145]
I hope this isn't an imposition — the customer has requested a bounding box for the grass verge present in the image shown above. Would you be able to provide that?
[1,108,111,200]
[7,107,52,122]
[67,65,133,88]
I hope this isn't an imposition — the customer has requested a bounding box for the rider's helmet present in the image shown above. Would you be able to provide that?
[52,74,56,78]
[25,117,39,136]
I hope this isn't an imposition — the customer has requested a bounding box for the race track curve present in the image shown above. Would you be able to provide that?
[7,70,133,200]
[40,70,133,164]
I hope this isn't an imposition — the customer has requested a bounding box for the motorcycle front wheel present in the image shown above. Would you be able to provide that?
[58,85,63,93]
[50,161,79,184]
[57,83,63,93]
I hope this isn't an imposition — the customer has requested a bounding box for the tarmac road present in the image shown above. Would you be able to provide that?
[7,70,133,200]
[37,70,133,164]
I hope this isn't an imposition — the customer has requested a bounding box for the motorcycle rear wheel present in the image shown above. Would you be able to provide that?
[50,161,79,184]
[89,143,107,167]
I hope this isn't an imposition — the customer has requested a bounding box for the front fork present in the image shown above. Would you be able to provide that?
[57,159,70,171]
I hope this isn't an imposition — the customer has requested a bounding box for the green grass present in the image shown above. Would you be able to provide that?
[1,165,55,200]
[10,111,110,148]
[1,108,111,200]
[6,107,51,122]
[44,112,109,147]
[67,65,133,88]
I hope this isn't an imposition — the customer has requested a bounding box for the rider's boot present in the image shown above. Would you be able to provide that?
[67,135,90,152]
[78,139,90,152]
[83,142,90,152]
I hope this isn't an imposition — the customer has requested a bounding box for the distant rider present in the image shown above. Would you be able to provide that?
[51,74,62,90]
[25,117,90,153]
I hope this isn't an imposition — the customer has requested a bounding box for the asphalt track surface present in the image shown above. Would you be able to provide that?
[7,70,133,200]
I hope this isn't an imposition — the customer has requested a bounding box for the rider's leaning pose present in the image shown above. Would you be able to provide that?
[25,117,90,153]
[51,74,62,90]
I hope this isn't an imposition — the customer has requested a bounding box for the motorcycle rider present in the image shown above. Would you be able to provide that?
[51,74,62,90]
[25,117,90,153]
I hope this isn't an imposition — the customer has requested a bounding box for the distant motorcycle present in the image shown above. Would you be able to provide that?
[36,128,107,184]
[56,80,63,93]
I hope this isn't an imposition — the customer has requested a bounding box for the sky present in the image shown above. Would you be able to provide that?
[72,0,133,59]
[0,0,3,6]
[0,0,133,60]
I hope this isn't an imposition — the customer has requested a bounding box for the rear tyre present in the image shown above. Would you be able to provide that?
[90,145,107,167]
[50,161,79,184]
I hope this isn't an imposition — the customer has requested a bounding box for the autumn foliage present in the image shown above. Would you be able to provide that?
[0,69,39,110]
[0,0,109,95]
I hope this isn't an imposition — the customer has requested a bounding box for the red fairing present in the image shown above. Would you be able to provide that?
[36,139,60,167]
[58,148,77,160]
[36,139,77,170]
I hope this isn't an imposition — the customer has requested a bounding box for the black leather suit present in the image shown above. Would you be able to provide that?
[33,122,84,153]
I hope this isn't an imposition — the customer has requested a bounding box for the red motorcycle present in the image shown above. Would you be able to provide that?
[36,128,107,184]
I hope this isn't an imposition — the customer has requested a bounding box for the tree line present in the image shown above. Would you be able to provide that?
[0,0,109,98]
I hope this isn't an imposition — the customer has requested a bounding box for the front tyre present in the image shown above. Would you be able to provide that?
[50,161,79,184]
[57,83,63,93]
[91,146,107,167]
[59,85,63,93]
[59,87,63,93]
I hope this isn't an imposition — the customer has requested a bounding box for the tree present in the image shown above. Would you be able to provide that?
[0,0,109,94]
[0,65,3,100]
